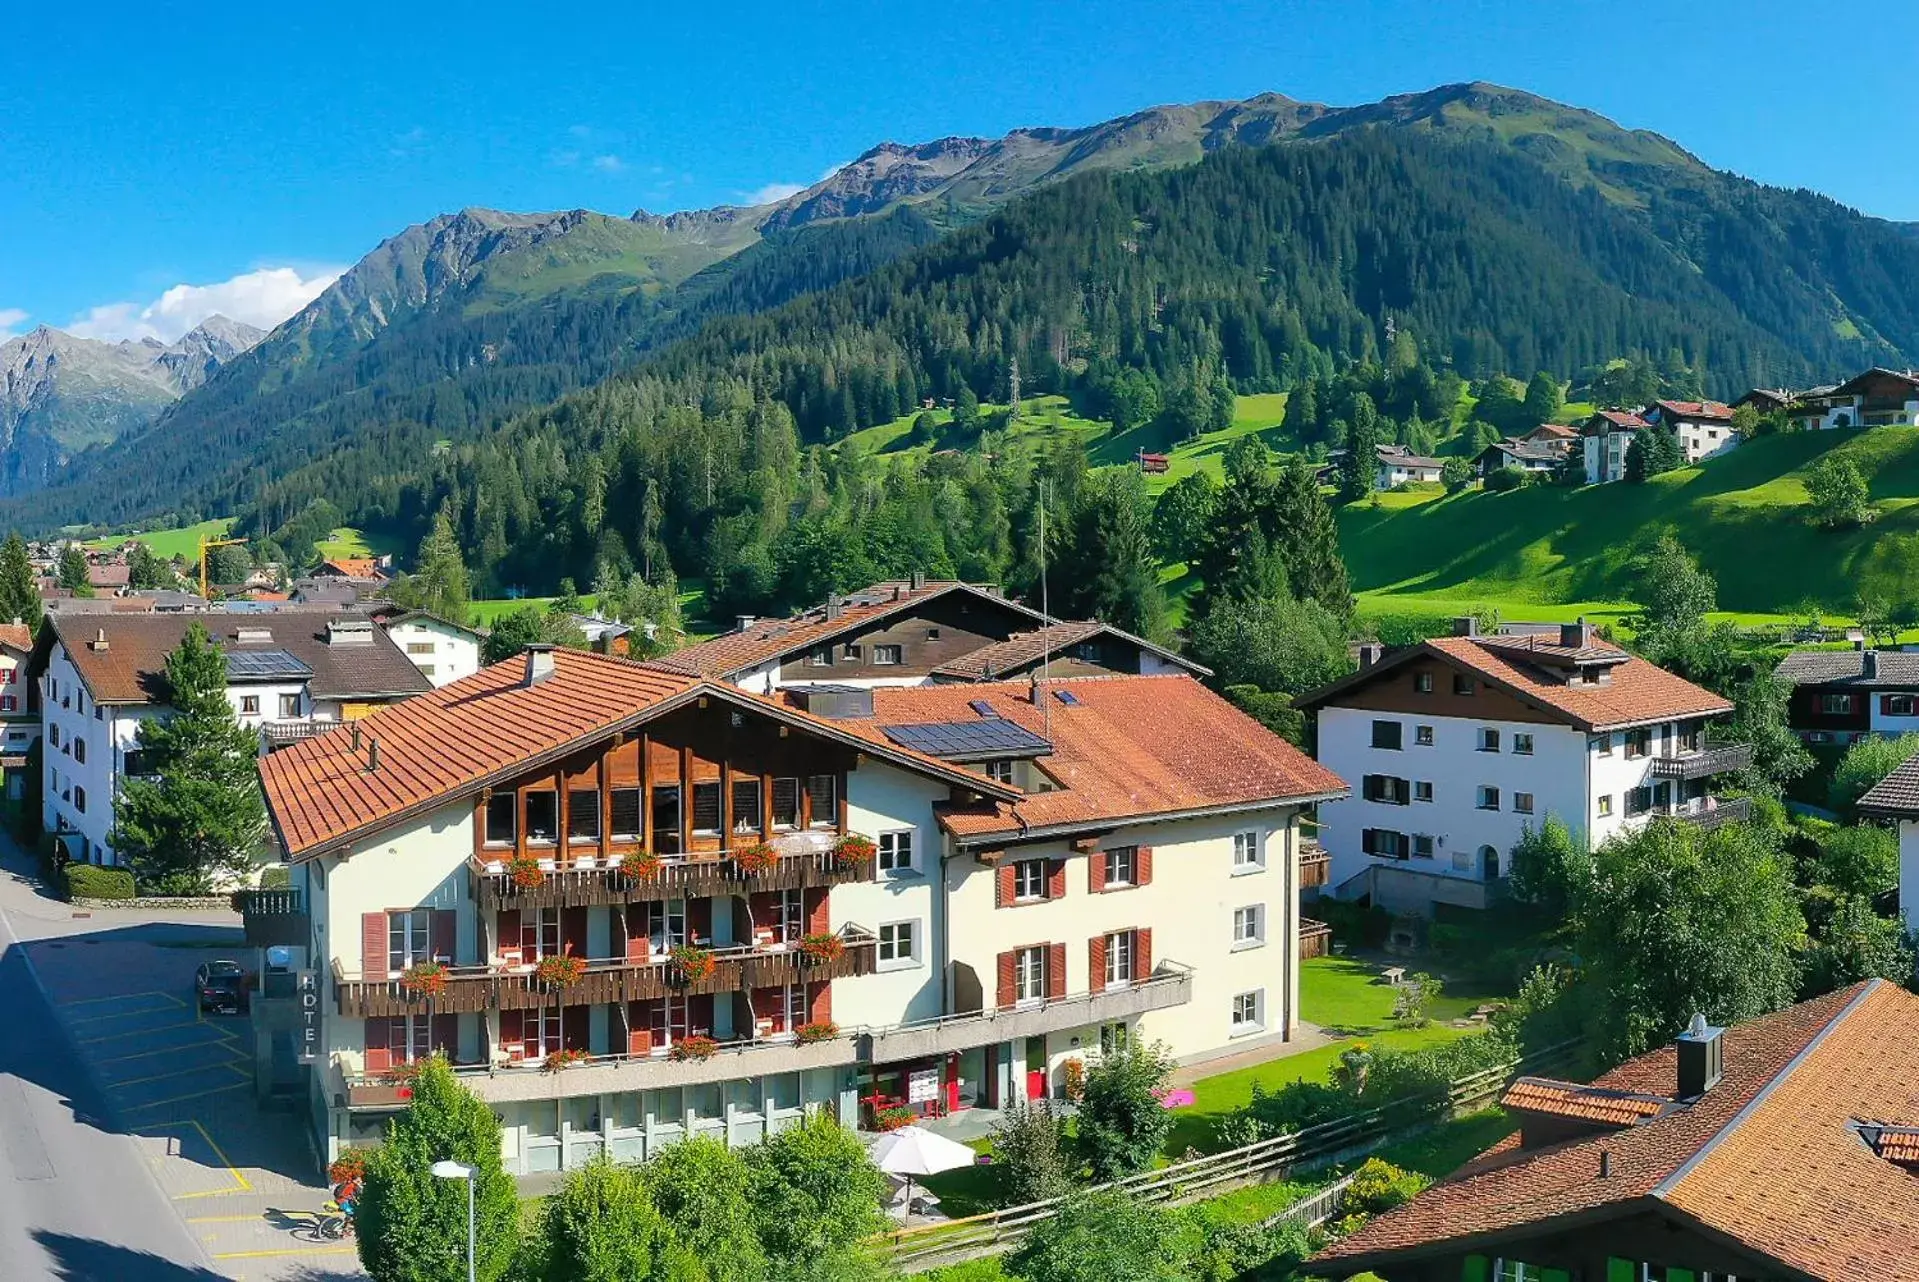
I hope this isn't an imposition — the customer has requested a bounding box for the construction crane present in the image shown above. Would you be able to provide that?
[199,536,249,601]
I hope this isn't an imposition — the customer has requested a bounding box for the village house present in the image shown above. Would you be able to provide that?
[245,647,1345,1174]
[1471,438,1567,480]
[1773,645,1919,744]
[369,608,487,688]
[1295,619,1748,917]
[1788,367,1919,430]
[1374,443,1446,488]
[31,612,431,866]
[927,620,1208,684]
[0,622,36,814]
[1578,409,1650,484]
[1854,754,1919,937]
[1312,980,1919,1282]
[1639,398,1739,465]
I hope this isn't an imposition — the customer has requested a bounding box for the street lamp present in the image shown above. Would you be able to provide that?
[431,1159,476,1282]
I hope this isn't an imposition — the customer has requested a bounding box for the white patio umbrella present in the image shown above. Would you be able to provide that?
[868,1125,977,1219]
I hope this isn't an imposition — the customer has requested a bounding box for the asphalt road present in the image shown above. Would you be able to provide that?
[0,886,226,1280]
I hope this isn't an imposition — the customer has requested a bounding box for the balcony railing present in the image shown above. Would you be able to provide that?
[1299,845,1330,889]
[332,925,879,1018]
[470,833,873,910]
[233,887,310,948]
[1669,796,1753,831]
[1299,918,1332,960]
[857,962,1194,1063]
[1649,738,1754,781]
[261,719,330,748]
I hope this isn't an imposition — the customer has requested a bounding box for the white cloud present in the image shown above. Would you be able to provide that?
[592,154,625,173]
[66,265,344,345]
[0,308,28,340]
[744,181,806,206]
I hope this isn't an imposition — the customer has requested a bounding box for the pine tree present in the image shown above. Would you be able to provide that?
[1282,379,1319,442]
[1521,370,1564,428]
[358,1059,521,1282]
[401,508,472,624]
[111,623,267,892]
[57,544,94,598]
[1339,416,1379,504]
[1273,455,1353,619]
[0,532,43,630]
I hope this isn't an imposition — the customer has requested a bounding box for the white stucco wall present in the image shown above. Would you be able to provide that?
[1902,820,1919,938]
[388,619,481,687]
[833,761,948,1027]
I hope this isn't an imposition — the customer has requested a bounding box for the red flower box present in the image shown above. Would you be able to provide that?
[536,952,587,988]
[831,834,877,868]
[795,1020,839,1044]
[399,961,448,998]
[508,855,546,889]
[733,842,779,875]
[799,932,845,964]
[670,1035,718,1061]
[543,1048,591,1073]
[670,945,716,984]
[621,849,662,881]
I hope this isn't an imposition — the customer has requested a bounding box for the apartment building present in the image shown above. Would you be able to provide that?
[1640,398,1739,465]
[375,609,485,688]
[0,622,35,809]
[1578,409,1651,484]
[249,647,1344,1174]
[1297,620,1747,917]
[33,612,430,865]
[1314,980,1919,1282]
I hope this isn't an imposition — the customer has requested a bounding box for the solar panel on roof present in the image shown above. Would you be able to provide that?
[1053,689,1081,706]
[882,719,1051,759]
[224,648,313,680]
[967,699,997,718]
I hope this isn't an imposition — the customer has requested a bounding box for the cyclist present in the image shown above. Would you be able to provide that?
[324,1177,361,1237]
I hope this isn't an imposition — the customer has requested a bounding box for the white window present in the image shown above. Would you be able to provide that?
[1494,1263,1547,1282]
[1231,831,1263,873]
[386,908,433,975]
[808,647,832,667]
[877,920,920,970]
[1232,905,1264,949]
[1477,786,1500,811]
[1230,989,1264,1035]
[240,695,260,715]
[1106,846,1137,886]
[872,644,903,666]
[1477,727,1500,752]
[1513,732,1534,755]
[1596,794,1614,817]
[1013,859,1047,901]
[1015,946,1046,1003]
[1104,930,1135,987]
[1513,792,1534,815]
[1414,725,1434,746]
[1413,781,1433,802]
[1591,733,1613,756]
[984,759,1015,785]
[877,830,915,874]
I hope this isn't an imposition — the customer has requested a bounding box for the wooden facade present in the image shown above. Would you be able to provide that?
[1786,682,1873,737]
[773,592,1035,684]
[1326,654,1563,726]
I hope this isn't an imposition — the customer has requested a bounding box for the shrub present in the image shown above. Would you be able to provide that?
[1485,465,1528,492]
[64,864,135,901]
[1313,898,1392,948]
[1390,972,1443,1027]
[1008,1191,1186,1282]
[1077,1042,1176,1181]
[1830,733,1919,815]
[1329,1158,1430,1236]
[989,1102,1075,1207]
[259,864,291,889]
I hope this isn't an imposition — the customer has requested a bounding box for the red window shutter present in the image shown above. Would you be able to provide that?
[628,1006,654,1055]
[1047,860,1066,901]
[625,906,651,960]
[805,888,830,936]
[498,1009,523,1057]
[688,994,715,1038]
[996,950,1017,1010]
[996,862,1015,908]
[495,909,520,959]
[1136,846,1153,887]
[363,1018,392,1073]
[431,909,457,965]
[1047,942,1066,999]
[808,980,832,1025]
[688,897,714,945]
[431,1014,458,1060]
[562,906,590,955]
[1089,935,1107,995]
[1089,851,1107,894]
[361,913,388,976]
[1135,928,1152,981]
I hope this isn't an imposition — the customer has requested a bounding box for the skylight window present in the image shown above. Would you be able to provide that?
[968,699,997,718]
[1053,689,1081,707]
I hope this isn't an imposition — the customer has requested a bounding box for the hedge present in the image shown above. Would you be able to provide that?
[64,864,136,901]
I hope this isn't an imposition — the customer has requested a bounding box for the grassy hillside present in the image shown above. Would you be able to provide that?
[1341,428,1919,614]
[82,516,234,560]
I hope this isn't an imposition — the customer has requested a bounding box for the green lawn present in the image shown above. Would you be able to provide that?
[1341,427,1919,614]
[83,517,234,560]
[1370,1107,1515,1180]
[314,525,404,561]
[469,595,600,626]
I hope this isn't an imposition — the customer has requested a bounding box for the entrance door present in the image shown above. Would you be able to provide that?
[1480,845,1500,881]
[1024,1035,1048,1101]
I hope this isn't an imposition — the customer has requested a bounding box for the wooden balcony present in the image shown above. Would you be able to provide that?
[469,832,873,911]
[1299,844,1330,889]
[233,887,310,948]
[1299,917,1332,960]
[1649,739,1754,782]
[332,927,878,1018]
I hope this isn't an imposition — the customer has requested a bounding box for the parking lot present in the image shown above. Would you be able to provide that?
[4,867,364,1280]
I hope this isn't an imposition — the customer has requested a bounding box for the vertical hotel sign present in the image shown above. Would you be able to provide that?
[296,968,321,1064]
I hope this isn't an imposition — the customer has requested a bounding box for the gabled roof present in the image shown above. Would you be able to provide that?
[1500,1076,1674,1127]
[0,623,33,655]
[1829,367,1919,398]
[832,675,1347,842]
[1294,635,1730,732]
[376,608,490,640]
[928,621,1210,681]
[649,580,1049,680]
[1649,398,1735,422]
[1522,423,1581,441]
[317,558,386,580]
[1581,409,1650,435]
[40,612,432,706]
[1474,439,1568,467]
[1774,648,1919,689]
[259,648,1018,860]
[1856,742,1919,816]
[1317,981,1919,1281]
[1375,445,1447,469]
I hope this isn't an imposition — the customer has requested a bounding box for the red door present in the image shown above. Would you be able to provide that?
[1026,1069,1047,1100]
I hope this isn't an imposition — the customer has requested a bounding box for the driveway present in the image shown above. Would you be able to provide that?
[0,846,364,1280]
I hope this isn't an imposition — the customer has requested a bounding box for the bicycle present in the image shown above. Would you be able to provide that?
[317,1201,356,1241]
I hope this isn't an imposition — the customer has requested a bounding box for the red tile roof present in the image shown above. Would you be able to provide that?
[651,581,1046,680]
[0,623,33,654]
[259,648,1015,860]
[1297,635,1731,732]
[1500,1076,1672,1127]
[1317,982,1919,1281]
[319,558,385,580]
[838,675,1347,842]
[1524,423,1581,441]
[1651,399,1736,421]
[928,621,1208,681]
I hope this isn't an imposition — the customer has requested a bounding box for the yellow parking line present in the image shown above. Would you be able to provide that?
[77,1020,205,1045]
[58,989,187,1009]
[133,1118,253,1198]
[94,1040,232,1066]
[107,1059,250,1089]
[121,1080,251,1113]
[212,1246,358,1260]
[185,1214,269,1224]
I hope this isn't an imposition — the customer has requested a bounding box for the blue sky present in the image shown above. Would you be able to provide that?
[4,0,1914,343]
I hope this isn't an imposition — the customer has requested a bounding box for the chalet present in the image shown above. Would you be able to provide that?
[314,557,390,582]
[928,621,1209,683]
[1794,367,1919,430]
[1376,444,1446,488]
[649,577,1053,692]
[246,649,1345,1175]
[1518,423,1579,446]
[376,609,487,688]
[1578,410,1650,484]
[1137,452,1171,474]
[1296,619,1747,916]
[1472,439,1566,479]
[32,612,431,866]
[1772,646,1919,744]
[1732,386,1794,413]
[1641,399,1739,465]
[1313,980,1919,1282]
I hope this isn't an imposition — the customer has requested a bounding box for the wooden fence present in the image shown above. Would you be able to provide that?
[874,1039,1581,1272]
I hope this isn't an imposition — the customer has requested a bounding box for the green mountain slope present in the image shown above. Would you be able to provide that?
[1340,428,1919,614]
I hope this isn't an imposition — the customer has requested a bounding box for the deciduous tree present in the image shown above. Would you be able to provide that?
[641,1137,767,1282]
[534,1157,694,1282]
[1008,1191,1186,1282]
[1076,1041,1176,1181]
[988,1102,1075,1207]
[1805,454,1876,528]
[744,1113,889,1269]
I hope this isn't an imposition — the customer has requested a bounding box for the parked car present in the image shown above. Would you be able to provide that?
[195,959,250,1014]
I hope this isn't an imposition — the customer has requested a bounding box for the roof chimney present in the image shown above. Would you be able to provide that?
[1559,618,1594,649]
[910,569,926,591]
[735,614,756,634]
[1864,650,1879,679]
[1356,641,1385,670]
[825,592,843,621]
[1855,637,1867,652]
[365,738,380,773]
[523,644,557,687]
[351,724,362,753]
[1676,1013,1724,1098]
[89,628,108,652]
[1453,616,1480,638]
